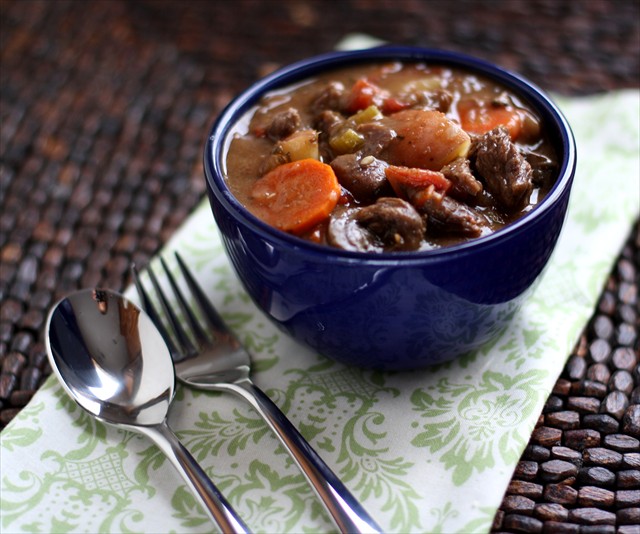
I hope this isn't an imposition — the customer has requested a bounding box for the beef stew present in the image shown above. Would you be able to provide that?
[224,62,558,252]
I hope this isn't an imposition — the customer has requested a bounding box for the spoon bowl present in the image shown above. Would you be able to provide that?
[46,289,250,534]
[47,288,174,426]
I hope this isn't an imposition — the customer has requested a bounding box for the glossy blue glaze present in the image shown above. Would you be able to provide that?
[204,46,576,370]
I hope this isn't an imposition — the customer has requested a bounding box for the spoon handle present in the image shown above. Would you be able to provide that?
[140,421,250,534]
[218,379,382,534]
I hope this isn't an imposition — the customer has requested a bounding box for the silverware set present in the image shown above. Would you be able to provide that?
[45,252,381,533]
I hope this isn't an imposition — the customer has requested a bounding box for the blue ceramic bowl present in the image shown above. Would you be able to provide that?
[204,46,576,370]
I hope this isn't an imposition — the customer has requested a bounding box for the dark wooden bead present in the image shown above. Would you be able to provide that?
[588,338,611,363]
[616,489,640,508]
[580,526,615,534]
[564,428,601,450]
[20,366,41,391]
[534,502,568,522]
[601,390,630,420]
[507,480,544,499]
[502,514,542,533]
[603,433,640,453]
[617,322,637,346]
[616,303,637,325]
[577,485,615,507]
[522,444,550,462]
[622,404,640,437]
[543,395,564,412]
[10,331,33,354]
[618,257,636,282]
[492,509,504,531]
[0,373,17,400]
[566,396,600,414]
[551,446,582,466]
[514,460,539,480]
[545,411,580,429]
[0,408,20,426]
[583,447,623,467]
[1,352,26,374]
[9,389,35,407]
[623,453,640,469]
[618,281,637,306]
[501,495,535,515]
[610,369,635,395]
[582,413,619,434]
[567,507,616,525]
[540,459,578,482]
[544,483,578,505]
[585,365,611,387]
[612,347,636,371]
[618,470,640,489]
[590,314,614,340]
[598,291,616,316]
[541,521,579,534]
[617,507,640,525]
[565,355,587,380]
[578,466,616,487]
[552,379,572,396]
[532,426,562,447]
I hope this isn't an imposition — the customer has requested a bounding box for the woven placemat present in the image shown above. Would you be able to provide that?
[1,0,638,531]
[492,221,640,533]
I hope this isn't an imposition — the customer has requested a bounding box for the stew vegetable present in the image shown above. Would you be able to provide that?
[225,62,558,252]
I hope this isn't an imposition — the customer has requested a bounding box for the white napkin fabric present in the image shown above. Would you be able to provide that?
[1,90,639,534]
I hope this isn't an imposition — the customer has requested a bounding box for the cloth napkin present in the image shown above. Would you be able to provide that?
[1,84,639,533]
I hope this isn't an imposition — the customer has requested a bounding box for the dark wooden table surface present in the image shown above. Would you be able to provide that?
[1,1,639,532]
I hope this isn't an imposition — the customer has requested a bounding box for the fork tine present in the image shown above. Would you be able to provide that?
[131,264,181,356]
[158,255,211,347]
[146,260,198,358]
[174,252,232,336]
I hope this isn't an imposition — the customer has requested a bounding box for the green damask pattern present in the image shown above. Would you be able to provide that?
[1,90,639,533]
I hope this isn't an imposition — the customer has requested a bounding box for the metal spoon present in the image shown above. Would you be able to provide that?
[45,288,250,534]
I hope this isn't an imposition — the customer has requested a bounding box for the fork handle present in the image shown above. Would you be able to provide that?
[221,379,382,534]
[139,421,251,534]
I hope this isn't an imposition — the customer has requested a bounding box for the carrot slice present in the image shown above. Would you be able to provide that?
[250,159,341,235]
[457,99,523,140]
[385,165,451,202]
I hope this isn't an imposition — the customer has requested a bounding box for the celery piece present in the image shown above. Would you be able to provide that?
[329,128,364,154]
[350,105,382,125]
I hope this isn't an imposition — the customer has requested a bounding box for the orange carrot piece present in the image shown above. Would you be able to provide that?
[346,78,385,113]
[250,159,341,235]
[457,99,523,140]
[385,165,451,202]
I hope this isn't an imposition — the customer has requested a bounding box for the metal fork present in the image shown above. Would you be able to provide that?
[132,252,382,534]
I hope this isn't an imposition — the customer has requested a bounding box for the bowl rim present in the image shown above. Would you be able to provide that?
[204,45,577,265]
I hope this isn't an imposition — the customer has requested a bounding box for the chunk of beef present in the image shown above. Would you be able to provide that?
[328,198,425,252]
[311,81,346,114]
[525,151,558,188]
[315,110,345,161]
[266,108,301,140]
[414,89,454,113]
[356,122,397,158]
[470,126,533,212]
[330,154,391,203]
[315,110,345,137]
[417,186,486,237]
[440,157,483,201]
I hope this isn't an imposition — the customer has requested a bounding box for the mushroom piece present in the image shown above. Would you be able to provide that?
[327,197,425,252]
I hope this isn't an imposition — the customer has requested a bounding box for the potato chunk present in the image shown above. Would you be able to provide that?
[382,109,470,171]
